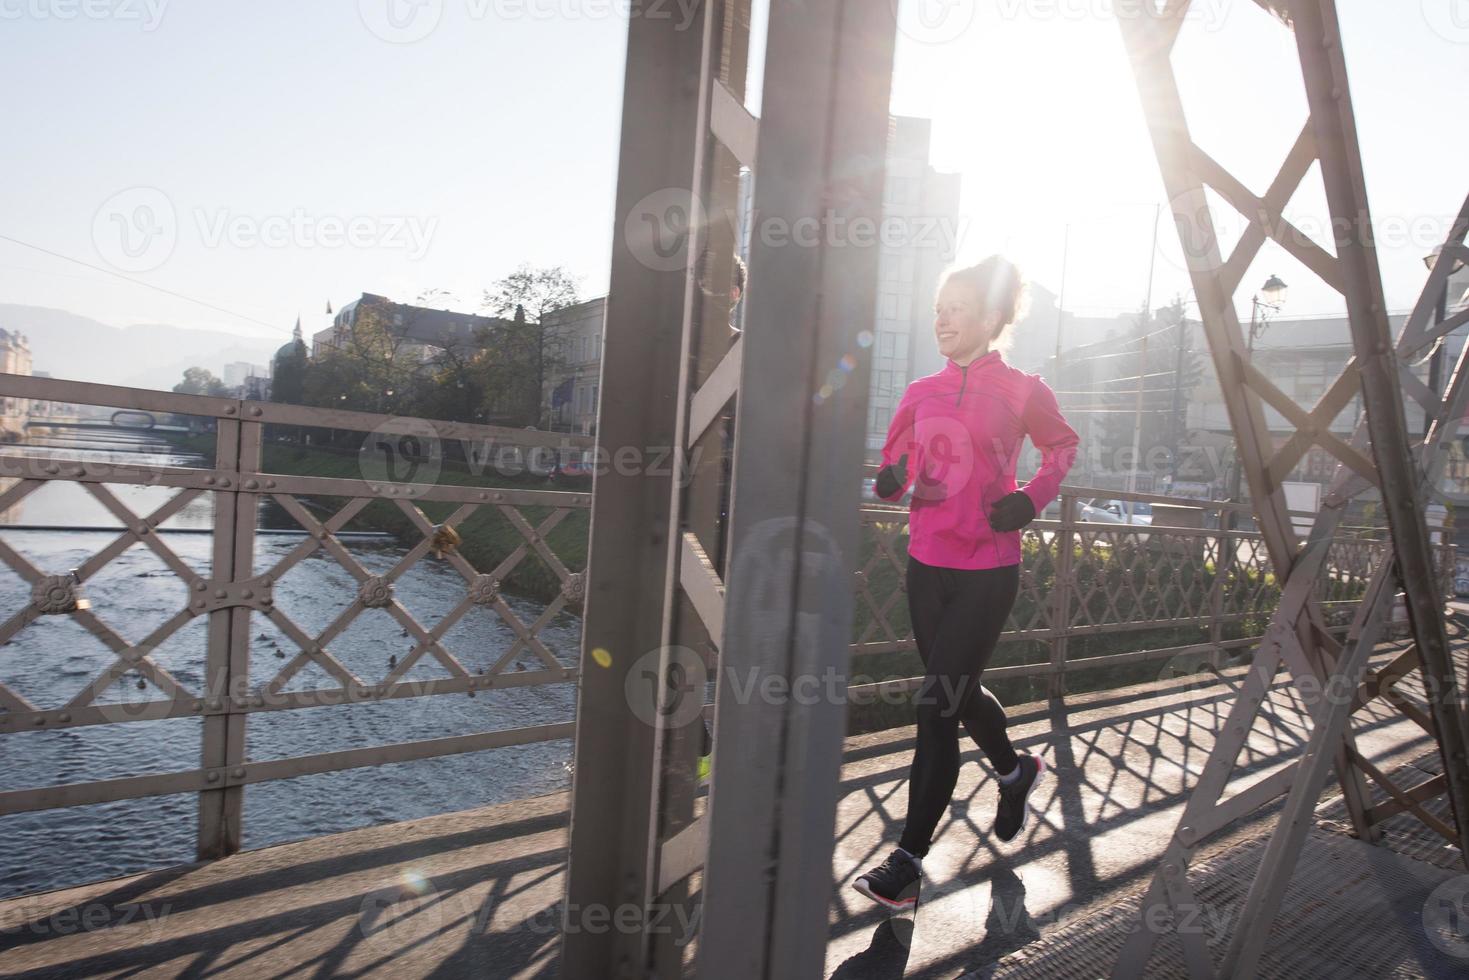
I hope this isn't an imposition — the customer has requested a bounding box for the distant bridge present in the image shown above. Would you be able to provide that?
[24,411,189,434]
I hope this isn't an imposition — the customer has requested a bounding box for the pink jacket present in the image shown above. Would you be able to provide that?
[878,351,1079,569]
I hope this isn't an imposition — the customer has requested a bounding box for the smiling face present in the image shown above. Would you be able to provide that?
[933,277,1000,365]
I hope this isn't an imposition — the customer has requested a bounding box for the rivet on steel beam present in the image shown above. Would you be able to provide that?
[225,406,237,415]
[266,480,276,489]
[57,713,70,723]
[231,767,246,779]
[215,589,227,599]
[241,589,253,599]
[261,577,272,587]
[135,524,149,535]
[219,478,231,488]
[208,698,222,710]
[250,406,263,417]
[44,464,60,475]
[245,480,259,490]
[252,696,263,707]
[206,771,220,782]
[205,476,217,486]
[34,716,45,726]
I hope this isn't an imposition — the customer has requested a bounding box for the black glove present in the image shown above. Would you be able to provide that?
[875,454,908,499]
[988,490,1036,532]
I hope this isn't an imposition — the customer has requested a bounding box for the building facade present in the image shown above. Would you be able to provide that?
[0,329,32,425]
[865,116,962,453]
[224,361,269,390]
[539,297,605,437]
[1041,263,1469,497]
[312,294,506,363]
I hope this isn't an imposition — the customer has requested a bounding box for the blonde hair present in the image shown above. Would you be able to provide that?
[941,255,1029,354]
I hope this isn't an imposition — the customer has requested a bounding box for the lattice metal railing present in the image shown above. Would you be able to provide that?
[0,373,594,860]
[0,374,1453,884]
[848,486,1449,702]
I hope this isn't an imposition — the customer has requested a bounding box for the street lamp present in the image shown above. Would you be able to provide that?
[1247,274,1288,356]
[1422,247,1467,437]
[1229,275,1288,523]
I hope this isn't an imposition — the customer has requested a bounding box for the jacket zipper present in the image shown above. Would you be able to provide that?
[956,363,969,407]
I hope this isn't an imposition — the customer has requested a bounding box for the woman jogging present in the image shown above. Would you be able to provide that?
[853,256,1079,911]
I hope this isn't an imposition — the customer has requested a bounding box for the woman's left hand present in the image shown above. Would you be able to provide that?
[987,490,1035,532]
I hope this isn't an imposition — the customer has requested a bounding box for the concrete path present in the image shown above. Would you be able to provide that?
[0,631,1459,979]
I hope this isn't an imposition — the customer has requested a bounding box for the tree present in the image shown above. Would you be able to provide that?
[302,303,420,420]
[482,265,581,428]
[482,265,581,323]
[173,367,229,397]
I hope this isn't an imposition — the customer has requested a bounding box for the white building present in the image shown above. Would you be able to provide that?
[865,117,962,453]
[224,361,269,389]
[540,297,605,436]
[0,328,32,427]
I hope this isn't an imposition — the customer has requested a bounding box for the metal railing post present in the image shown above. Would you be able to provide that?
[1048,493,1074,699]
[197,412,259,860]
[1211,502,1231,654]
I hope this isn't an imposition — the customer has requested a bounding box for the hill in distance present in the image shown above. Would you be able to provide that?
[0,305,284,393]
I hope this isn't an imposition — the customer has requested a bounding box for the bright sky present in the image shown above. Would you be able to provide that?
[1,1,1465,345]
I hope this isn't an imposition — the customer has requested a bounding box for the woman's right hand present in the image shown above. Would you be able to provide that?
[875,454,908,499]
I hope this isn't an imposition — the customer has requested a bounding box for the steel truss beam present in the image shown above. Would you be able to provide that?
[1114,2,1469,976]
[562,1,895,976]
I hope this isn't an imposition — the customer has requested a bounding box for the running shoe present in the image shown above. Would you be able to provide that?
[853,849,922,911]
[995,754,1047,843]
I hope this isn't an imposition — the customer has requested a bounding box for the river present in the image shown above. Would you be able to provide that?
[0,427,581,899]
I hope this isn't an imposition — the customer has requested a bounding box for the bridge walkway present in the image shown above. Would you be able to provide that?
[0,627,1461,979]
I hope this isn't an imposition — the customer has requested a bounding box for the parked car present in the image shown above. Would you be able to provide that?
[1096,499,1153,526]
[1078,499,1150,544]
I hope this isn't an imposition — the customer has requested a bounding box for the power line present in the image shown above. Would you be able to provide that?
[0,233,290,335]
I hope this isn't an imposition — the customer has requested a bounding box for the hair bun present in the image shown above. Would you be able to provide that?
[945,255,1028,327]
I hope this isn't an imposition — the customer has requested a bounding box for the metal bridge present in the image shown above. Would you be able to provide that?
[24,411,187,433]
[2,2,1469,977]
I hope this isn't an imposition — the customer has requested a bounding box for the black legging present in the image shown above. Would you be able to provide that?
[898,556,1021,858]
